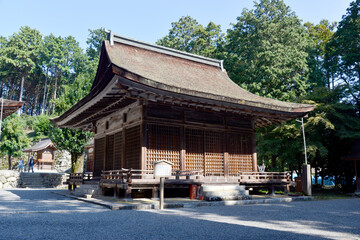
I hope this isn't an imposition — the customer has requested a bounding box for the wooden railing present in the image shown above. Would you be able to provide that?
[173,170,203,180]
[238,172,291,184]
[101,169,153,184]
[68,172,93,184]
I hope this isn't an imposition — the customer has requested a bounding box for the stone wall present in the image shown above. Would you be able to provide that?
[0,170,20,189]
[0,170,68,189]
[38,173,68,188]
[54,150,71,172]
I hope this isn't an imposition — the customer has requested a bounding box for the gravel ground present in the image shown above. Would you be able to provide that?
[0,189,359,240]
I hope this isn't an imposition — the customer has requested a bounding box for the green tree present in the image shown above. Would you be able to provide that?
[50,127,90,172]
[156,16,225,58]
[0,27,42,108]
[304,20,337,89]
[0,114,30,169]
[325,0,360,111]
[258,86,360,185]
[33,114,52,141]
[50,74,93,173]
[86,28,108,61]
[226,0,311,101]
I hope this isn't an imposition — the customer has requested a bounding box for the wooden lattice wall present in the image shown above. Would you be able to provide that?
[228,132,254,174]
[94,137,105,176]
[185,128,204,171]
[146,124,254,175]
[146,124,181,170]
[204,131,224,176]
[125,126,140,169]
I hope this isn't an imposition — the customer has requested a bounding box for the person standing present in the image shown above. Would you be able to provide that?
[18,159,24,172]
[28,156,34,173]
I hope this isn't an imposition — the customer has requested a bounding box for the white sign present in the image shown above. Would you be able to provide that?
[153,160,173,178]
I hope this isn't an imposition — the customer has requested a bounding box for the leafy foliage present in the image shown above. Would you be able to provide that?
[50,72,93,172]
[156,16,225,58]
[225,0,311,101]
[0,114,30,169]
[325,0,360,111]
[86,28,108,61]
[305,20,337,89]
[50,127,91,172]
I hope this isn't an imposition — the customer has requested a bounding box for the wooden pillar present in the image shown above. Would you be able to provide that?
[180,126,186,171]
[92,122,96,174]
[140,122,147,171]
[224,132,229,177]
[103,135,107,171]
[121,128,125,169]
[125,185,132,199]
[251,120,258,172]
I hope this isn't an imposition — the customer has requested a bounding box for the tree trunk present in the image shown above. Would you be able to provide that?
[51,76,58,114]
[8,154,12,170]
[32,91,38,116]
[0,79,4,97]
[41,69,48,115]
[71,152,79,173]
[18,75,25,116]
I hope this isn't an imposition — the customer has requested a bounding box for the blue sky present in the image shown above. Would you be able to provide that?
[0,0,354,50]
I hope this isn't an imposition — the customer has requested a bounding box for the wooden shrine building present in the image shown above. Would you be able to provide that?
[53,34,314,195]
[23,138,57,170]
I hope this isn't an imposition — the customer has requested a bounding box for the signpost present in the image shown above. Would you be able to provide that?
[153,160,173,210]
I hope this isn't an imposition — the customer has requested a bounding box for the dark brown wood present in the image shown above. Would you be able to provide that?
[114,131,122,170]
[121,129,125,169]
[125,125,141,169]
[105,134,115,170]
[94,137,106,177]
[180,126,185,171]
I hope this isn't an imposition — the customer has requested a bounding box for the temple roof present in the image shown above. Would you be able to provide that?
[53,33,315,129]
[23,138,56,152]
[0,98,24,119]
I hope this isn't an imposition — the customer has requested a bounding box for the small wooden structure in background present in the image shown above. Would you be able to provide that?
[54,33,314,198]
[23,138,57,170]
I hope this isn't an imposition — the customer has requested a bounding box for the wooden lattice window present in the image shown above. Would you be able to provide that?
[125,126,140,169]
[185,128,204,171]
[105,134,114,170]
[113,131,122,170]
[228,132,253,174]
[94,137,105,177]
[205,131,224,176]
[146,125,180,171]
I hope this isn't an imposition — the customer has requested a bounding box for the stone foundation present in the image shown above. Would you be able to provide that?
[0,170,21,189]
[0,170,67,189]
